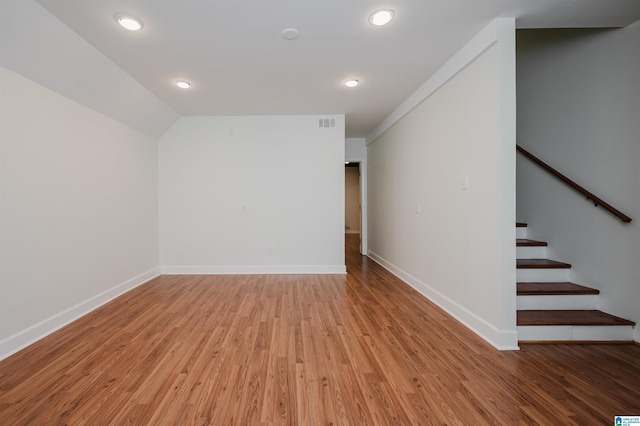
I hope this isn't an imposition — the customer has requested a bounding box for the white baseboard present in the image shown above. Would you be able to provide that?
[161,265,347,275]
[0,267,160,361]
[367,251,519,351]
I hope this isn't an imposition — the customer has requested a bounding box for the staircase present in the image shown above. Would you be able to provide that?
[516,222,635,343]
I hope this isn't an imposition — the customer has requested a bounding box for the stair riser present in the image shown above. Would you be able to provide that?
[516,227,527,239]
[517,269,570,282]
[518,325,634,342]
[517,295,598,310]
[516,246,547,258]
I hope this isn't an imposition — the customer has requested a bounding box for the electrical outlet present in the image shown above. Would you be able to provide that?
[267,247,274,256]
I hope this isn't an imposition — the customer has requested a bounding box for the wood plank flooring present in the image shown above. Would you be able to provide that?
[1,235,639,424]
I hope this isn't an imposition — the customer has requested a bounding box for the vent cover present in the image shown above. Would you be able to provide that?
[318,118,336,128]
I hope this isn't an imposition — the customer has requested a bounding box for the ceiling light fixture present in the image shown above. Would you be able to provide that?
[282,28,300,40]
[345,80,359,88]
[369,9,394,26]
[176,81,191,89]
[116,14,143,31]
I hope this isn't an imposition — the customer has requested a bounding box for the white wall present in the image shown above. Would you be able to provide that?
[0,67,160,360]
[517,24,640,341]
[345,138,366,160]
[366,19,517,350]
[345,167,360,233]
[159,115,345,274]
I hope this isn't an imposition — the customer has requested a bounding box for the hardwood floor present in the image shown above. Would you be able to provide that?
[1,235,638,425]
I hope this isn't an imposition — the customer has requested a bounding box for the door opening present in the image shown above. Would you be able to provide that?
[345,162,362,252]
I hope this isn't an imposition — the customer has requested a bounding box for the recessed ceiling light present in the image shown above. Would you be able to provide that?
[116,14,143,31]
[345,80,359,88]
[176,81,191,89]
[369,9,394,26]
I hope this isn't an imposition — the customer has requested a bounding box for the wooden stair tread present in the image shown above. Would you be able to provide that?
[516,222,527,227]
[517,282,599,295]
[517,310,635,326]
[517,258,571,269]
[516,239,548,247]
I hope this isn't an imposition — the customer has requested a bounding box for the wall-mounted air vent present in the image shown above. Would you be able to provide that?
[319,118,336,128]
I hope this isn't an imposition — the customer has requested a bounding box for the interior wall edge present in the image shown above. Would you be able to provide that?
[0,1,179,139]
[365,18,503,145]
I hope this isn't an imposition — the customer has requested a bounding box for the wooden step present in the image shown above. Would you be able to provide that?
[517,259,571,269]
[516,239,547,247]
[517,310,635,326]
[517,282,599,296]
[515,223,528,239]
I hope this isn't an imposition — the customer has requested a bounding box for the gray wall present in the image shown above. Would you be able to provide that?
[516,24,640,341]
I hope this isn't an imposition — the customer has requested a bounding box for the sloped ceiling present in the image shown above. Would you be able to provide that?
[2,0,639,138]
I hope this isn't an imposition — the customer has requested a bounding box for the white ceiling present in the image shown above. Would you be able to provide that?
[10,1,640,137]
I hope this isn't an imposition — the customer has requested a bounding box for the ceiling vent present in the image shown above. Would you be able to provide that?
[319,118,336,128]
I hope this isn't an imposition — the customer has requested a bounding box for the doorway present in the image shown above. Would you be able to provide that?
[345,162,361,252]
